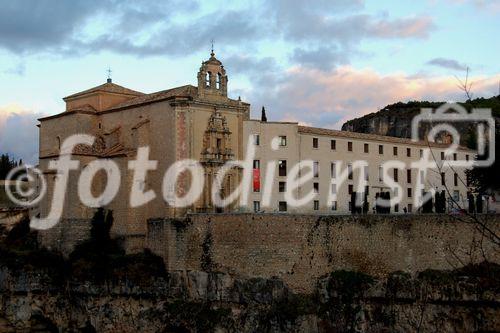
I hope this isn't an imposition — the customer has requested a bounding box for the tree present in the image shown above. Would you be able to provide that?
[466,137,500,193]
[0,154,17,180]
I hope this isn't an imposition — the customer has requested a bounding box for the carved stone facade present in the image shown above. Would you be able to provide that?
[199,108,237,212]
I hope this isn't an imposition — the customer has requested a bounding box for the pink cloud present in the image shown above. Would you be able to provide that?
[0,104,43,163]
[253,66,500,129]
[371,16,435,39]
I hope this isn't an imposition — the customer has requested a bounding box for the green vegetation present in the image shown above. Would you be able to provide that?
[351,96,500,121]
[165,300,233,332]
[0,209,167,286]
[0,153,23,180]
[69,208,167,284]
[200,227,214,272]
[320,270,375,333]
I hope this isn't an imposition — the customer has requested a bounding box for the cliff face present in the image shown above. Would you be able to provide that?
[341,97,500,145]
[0,264,499,332]
[2,214,500,332]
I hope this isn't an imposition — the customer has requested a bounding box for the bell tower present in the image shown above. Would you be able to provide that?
[197,47,228,99]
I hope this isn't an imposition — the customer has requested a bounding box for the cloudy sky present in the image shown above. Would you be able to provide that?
[0,0,499,163]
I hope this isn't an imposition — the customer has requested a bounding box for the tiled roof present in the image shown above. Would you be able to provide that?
[106,84,248,111]
[298,126,473,151]
[106,85,198,111]
[63,82,144,100]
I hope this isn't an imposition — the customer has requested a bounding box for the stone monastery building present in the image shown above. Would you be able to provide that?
[38,52,473,249]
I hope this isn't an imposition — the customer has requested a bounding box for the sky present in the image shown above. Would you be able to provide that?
[0,0,499,164]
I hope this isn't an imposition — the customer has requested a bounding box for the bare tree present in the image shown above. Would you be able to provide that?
[454,67,474,101]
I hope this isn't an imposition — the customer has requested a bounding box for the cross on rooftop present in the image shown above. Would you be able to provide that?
[106,67,112,83]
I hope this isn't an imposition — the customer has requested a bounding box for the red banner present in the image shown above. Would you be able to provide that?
[253,168,260,192]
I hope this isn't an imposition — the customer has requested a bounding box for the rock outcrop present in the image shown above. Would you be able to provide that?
[0,263,498,332]
[341,97,500,146]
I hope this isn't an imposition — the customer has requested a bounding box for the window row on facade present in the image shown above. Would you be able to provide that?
[251,134,470,161]
[252,160,462,190]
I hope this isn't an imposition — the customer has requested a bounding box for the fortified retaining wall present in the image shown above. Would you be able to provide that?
[147,214,500,292]
[38,218,92,255]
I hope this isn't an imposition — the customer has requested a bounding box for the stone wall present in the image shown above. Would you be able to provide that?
[148,214,500,292]
[38,218,92,255]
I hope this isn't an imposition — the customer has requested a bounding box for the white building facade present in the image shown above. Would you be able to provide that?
[243,120,473,214]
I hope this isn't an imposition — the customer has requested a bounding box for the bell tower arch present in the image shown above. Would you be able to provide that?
[197,49,228,99]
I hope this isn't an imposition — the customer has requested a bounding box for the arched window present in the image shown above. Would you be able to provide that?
[205,72,211,87]
[216,73,221,89]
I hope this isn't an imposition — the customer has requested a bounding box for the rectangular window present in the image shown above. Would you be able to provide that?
[331,201,337,211]
[313,182,319,193]
[278,201,287,212]
[453,190,460,201]
[348,184,353,195]
[313,137,319,148]
[253,201,260,212]
[348,141,353,152]
[408,204,413,213]
[407,169,412,183]
[393,168,399,182]
[407,187,412,198]
[331,139,336,150]
[441,172,446,186]
[253,160,260,169]
[313,161,319,178]
[454,173,458,187]
[348,163,353,180]
[379,166,383,182]
[407,148,411,157]
[453,153,457,161]
[253,134,260,145]
[216,138,222,149]
[330,162,336,178]
[441,152,445,160]
[364,143,369,153]
[279,160,287,177]
[466,154,469,161]
[420,170,425,184]
[331,183,337,194]
[314,200,319,210]
[279,181,286,192]
[393,146,398,156]
[420,149,423,158]
[279,136,287,146]
[395,204,399,213]
[364,166,369,181]
[365,185,369,196]
[379,145,384,154]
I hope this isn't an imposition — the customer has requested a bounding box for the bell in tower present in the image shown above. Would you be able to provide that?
[197,46,228,99]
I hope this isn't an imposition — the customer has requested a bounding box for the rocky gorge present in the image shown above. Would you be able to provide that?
[0,261,499,332]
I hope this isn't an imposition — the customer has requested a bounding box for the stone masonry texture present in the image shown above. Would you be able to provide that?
[148,214,500,292]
